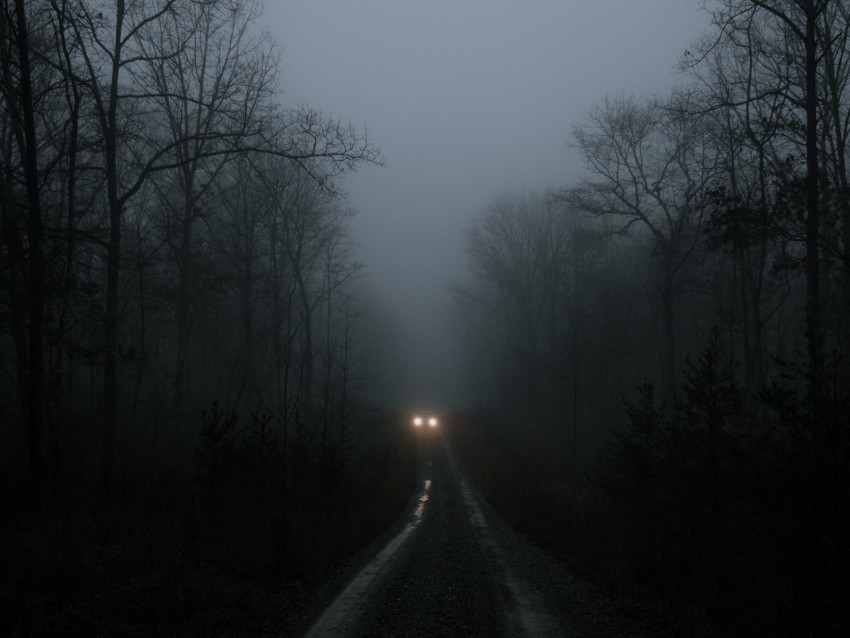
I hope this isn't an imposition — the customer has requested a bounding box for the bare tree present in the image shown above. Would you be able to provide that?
[459,191,572,413]
[704,0,829,397]
[680,18,797,393]
[561,94,716,399]
[136,0,277,411]
[54,0,379,490]
[0,0,47,507]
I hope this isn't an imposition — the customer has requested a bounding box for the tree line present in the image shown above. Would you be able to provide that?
[0,0,381,509]
[455,1,849,632]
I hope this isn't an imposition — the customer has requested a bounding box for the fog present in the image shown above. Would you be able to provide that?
[6,2,850,634]
[267,1,710,407]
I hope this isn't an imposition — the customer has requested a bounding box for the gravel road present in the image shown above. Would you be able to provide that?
[297,433,654,638]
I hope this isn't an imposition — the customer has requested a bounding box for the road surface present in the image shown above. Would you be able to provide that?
[298,434,650,638]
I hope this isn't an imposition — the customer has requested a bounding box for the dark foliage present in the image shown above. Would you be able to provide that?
[597,337,849,636]
[0,407,416,636]
[455,332,849,637]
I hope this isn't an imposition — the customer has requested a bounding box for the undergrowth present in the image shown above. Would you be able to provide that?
[0,410,416,637]
[451,373,849,638]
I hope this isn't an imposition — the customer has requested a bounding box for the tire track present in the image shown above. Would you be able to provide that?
[444,440,566,637]
[304,477,432,637]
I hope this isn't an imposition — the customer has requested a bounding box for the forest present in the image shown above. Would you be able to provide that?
[2,0,849,636]
[0,1,419,634]
[452,1,849,635]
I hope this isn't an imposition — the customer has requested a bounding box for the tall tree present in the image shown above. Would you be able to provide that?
[562,94,715,399]
[58,0,378,489]
[0,0,47,507]
[459,191,572,413]
[706,0,829,397]
[137,0,277,411]
[681,16,795,393]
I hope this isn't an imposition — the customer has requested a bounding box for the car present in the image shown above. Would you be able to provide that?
[411,412,440,430]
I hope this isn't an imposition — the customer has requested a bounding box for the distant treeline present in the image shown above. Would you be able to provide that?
[454,2,849,635]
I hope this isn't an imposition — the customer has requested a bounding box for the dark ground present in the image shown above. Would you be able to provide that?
[0,412,417,637]
[287,432,657,638]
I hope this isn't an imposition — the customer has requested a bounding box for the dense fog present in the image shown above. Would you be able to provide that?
[2,1,849,636]
[0,0,712,475]
[268,1,709,408]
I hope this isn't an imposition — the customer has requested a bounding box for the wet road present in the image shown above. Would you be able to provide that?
[304,434,647,638]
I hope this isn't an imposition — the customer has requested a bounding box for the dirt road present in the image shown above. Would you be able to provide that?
[301,434,648,637]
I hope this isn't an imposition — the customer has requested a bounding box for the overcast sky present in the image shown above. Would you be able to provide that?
[265,1,713,408]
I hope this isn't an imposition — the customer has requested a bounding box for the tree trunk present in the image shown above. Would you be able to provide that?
[174,198,193,413]
[660,256,677,402]
[12,0,46,508]
[804,0,822,401]
[48,0,83,495]
[102,203,121,491]
[821,8,850,385]
[101,0,126,493]
[295,268,314,430]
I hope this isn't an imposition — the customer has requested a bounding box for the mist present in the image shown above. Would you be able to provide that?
[3,1,850,636]
[268,0,709,408]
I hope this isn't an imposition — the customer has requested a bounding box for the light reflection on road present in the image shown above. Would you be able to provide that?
[413,479,431,522]
[445,440,565,637]
[306,473,432,637]
[308,439,565,637]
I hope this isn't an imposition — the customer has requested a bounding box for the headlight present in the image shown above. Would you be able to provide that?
[413,417,423,426]
[428,417,438,427]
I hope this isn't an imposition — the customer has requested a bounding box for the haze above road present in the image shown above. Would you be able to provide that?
[266,1,711,406]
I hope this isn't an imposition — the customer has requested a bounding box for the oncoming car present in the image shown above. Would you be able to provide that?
[411,413,440,431]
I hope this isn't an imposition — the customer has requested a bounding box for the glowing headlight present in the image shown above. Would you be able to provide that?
[428,417,438,427]
[413,417,423,426]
